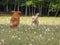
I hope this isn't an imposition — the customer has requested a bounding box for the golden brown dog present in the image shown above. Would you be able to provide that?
[31,13,39,26]
[10,11,21,28]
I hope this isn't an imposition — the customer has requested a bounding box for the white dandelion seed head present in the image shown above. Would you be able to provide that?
[39,34,42,37]
[18,37,21,40]
[1,39,5,43]
[12,35,15,38]
[29,43,32,45]
[46,29,48,32]
[12,35,17,39]
[25,30,27,32]
[0,42,1,44]
[56,26,58,28]
[34,31,36,34]
[51,37,54,40]
[59,39,60,42]
[48,38,51,41]
[9,30,11,33]
[46,28,50,32]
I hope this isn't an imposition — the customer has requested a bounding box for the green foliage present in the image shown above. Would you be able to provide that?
[43,0,59,13]
[1,0,60,9]
[0,0,60,16]
[25,1,33,6]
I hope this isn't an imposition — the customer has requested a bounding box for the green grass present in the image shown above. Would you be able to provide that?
[0,16,60,45]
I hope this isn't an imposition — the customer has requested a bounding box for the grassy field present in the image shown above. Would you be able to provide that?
[0,16,60,45]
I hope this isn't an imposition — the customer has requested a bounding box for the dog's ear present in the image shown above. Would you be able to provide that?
[35,13,39,16]
[17,11,21,14]
[18,11,21,13]
[11,11,16,14]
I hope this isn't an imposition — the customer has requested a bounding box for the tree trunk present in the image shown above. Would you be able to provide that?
[21,6,24,15]
[48,9,49,16]
[34,7,35,15]
[41,5,42,16]
[48,7,50,16]
[39,5,42,16]
[25,6,27,16]
[6,5,8,12]
[21,6,22,12]
[14,0,16,11]
[6,0,8,12]
[32,7,34,15]
[14,4,16,11]
[55,9,59,17]
[29,6,30,16]
[17,5,19,11]
[17,0,19,11]
[39,8,41,15]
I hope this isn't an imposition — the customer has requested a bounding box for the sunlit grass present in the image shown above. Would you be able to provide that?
[0,16,60,25]
[0,16,60,45]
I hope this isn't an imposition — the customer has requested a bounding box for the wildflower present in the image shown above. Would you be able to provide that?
[1,39,4,42]
[0,42,1,44]
[48,38,51,41]
[34,31,36,34]
[29,43,32,45]
[25,30,27,32]
[11,35,17,39]
[59,39,60,42]
[51,37,54,40]
[9,30,11,33]
[18,37,21,40]
[56,26,58,28]
[39,34,42,38]
[12,35,15,38]
[46,28,50,32]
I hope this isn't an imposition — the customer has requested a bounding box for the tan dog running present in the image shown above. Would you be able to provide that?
[31,13,39,26]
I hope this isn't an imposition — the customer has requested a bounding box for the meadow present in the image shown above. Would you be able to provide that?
[0,16,60,45]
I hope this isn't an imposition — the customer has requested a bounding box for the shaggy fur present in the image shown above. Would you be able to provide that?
[10,11,21,28]
[31,13,39,26]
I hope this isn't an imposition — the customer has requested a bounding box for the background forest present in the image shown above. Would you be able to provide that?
[0,0,60,16]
